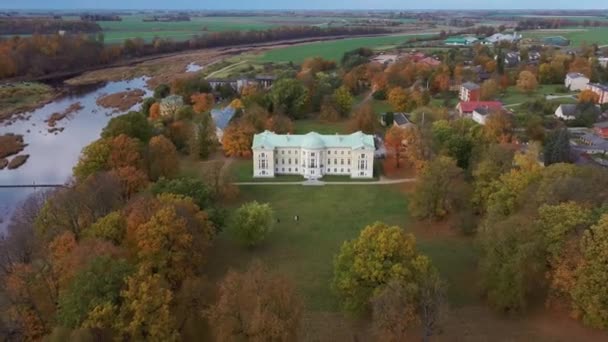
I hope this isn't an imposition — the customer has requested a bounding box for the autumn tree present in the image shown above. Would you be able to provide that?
[385,126,407,168]
[572,214,608,329]
[153,84,170,99]
[102,111,152,142]
[319,95,341,122]
[480,79,499,100]
[127,194,214,287]
[147,135,179,181]
[190,93,214,113]
[483,111,513,143]
[402,126,431,172]
[349,104,377,134]
[117,267,179,341]
[108,134,143,170]
[333,86,354,116]
[409,156,464,220]
[110,166,149,201]
[332,222,432,312]
[517,70,538,94]
[206,261,303,341]
[73,138,111,181]
[229,201,274,247]
[578,89,599,104]
[265,114,293,134]
[221,121,256,157]
[371,280,418,342]
[56,256,134,328]
[84,211,126,245]
[388,87,408,112]
[148,102,161,121]
[270,78,308,119]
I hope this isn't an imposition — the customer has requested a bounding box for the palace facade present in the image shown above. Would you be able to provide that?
[251,131,375,179]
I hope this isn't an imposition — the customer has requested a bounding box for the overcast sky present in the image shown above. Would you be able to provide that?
[3,0,607,10]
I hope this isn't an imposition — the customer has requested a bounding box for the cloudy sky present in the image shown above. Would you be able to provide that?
[3,0,607,10]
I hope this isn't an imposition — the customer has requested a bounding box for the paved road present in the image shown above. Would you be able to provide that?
[235,177,416,186]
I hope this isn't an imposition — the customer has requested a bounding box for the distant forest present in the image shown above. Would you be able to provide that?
[0,19,102,35]
[0,26,389,79]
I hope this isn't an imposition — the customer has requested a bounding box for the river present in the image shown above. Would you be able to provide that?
[0,77,154,232]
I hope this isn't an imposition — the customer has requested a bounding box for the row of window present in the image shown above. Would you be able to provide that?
[277,150,352,155]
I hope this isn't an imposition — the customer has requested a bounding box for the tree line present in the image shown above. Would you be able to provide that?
[0,19,101,35]
[0,25,389,79]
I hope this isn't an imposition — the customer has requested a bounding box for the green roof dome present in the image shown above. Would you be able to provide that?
[301,132,325,149]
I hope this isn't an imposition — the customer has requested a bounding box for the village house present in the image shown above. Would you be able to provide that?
[503,52,521,68]
[543,36,570,47]
[472,107,492,125]
[251,131,375,179]
[599,57,608,69]
[587,83,608,104]
[555,103,601,121]
[456,101,503,117]
[593,122,608,139]
[459,82,480,102]
[210,106,237,140]
[578,132,608,154]
[565,72,590,91]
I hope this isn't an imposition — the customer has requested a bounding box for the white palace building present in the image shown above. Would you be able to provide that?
[251,131,375,179]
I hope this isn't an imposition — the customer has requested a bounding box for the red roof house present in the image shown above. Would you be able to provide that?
[456,101,503,116]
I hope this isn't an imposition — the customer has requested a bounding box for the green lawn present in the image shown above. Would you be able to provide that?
[205,184,478,311]
[293,119,349,134]
[522,27,608,46]
[499,85,575,106]
[256,33,433,63]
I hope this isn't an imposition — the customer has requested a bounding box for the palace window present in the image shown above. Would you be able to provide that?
[288,158,292,164]
[328,151,331,155]
[334,158,337,164]
[341,159,344,165]
[341,151,344,155]
[348,159,351,165]
[328,159,331,165]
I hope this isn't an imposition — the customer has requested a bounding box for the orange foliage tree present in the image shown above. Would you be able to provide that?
[148,103,161,121]
[148,135,179,181]
[108,134,143,170]
[385,126,407,168]
[191,93,215,113]
[221,121,256,157]
[579,89,599,104]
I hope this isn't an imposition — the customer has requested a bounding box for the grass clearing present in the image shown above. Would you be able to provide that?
[522,27,608,46]
[293,119,349,134]
[499,84,575,106]
[256,33,433,63]
[0,82,56,122]
[206,184,478,312]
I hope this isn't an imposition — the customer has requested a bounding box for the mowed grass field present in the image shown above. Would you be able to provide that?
[205,184,478,312]
[522,27,608,46]
[256,33,433,63]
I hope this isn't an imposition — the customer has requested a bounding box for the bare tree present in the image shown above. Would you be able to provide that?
[419,273,448,342]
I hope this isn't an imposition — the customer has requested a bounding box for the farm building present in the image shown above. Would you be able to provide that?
[444,36,478,46]
[542,36,570,47]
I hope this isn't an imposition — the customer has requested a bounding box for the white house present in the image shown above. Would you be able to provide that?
[472,107,492,125]
[598,57,608,68]
[251,131,375,180]
[565,72,590,91]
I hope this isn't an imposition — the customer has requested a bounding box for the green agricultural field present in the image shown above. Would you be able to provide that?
[205,184,478,311]
[522,27,608,46]
[256,33,434,63]
[99,15,279,43]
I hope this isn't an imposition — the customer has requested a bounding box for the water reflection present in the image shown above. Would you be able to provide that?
[0,76,153,231]
[186,62,203,73]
